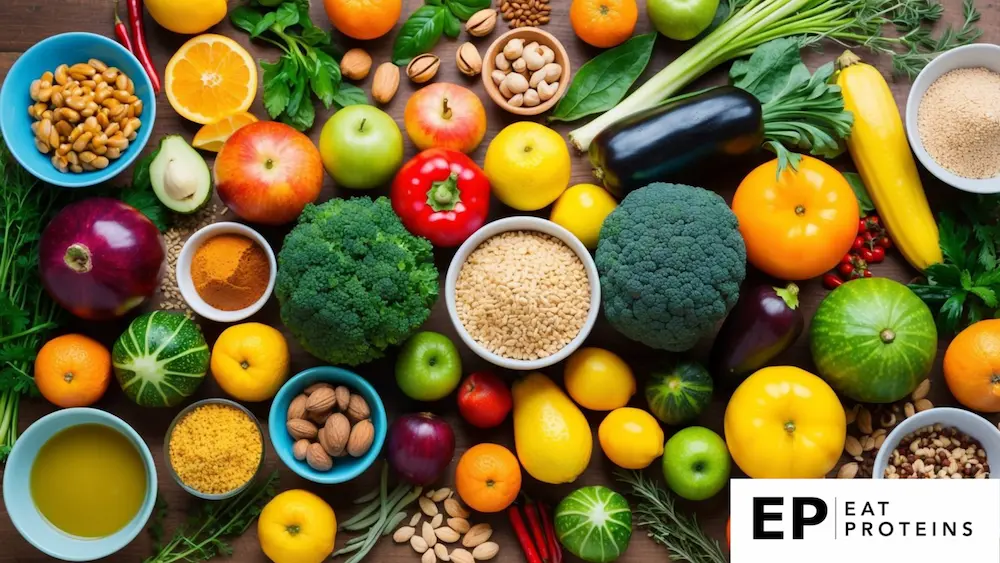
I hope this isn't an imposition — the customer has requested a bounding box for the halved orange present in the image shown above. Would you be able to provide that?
[192,112,259,152]
[165,34,258,125]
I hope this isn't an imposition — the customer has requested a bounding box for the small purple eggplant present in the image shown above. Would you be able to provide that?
[710,283,804,388]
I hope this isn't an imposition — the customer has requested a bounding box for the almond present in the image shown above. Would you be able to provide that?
[323,413,351,457]
[411,535,429,553]
[420,497,440,517]
[431,488,452,502]
[435,544,451,561]
[838,462,859,479]
[287,394,308,420]
[292,439,310,461]
[286,418,318,441]
[447,517,470,534]
[422,522,438,548]
[422,549,437,563]
[372,63,400,104]
[308,410,331,426]
[347,419,375,457]
[462,523,492,548]
[341,48,372,80]
[431,514,443,528]
[845,436,863,457]
[306,442,333,471]
[435,526,460,543]
[346,394,371,423]
[465,9,497,37]
[410,513,422,527]
[450,548,474,563]
[304,382,333,395]
[444,498,468,519]
[472,542,499,561]
[394,526,416,543]
[407,54,440,84]
[307,387,337,413]
[915,398,934,412]
[912,379,931,401]
[335,385,351,411]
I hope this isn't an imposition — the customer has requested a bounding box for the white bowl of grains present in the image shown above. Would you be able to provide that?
[445,216,601,370]
[906,43,1000,193]
[873,407,1000,480]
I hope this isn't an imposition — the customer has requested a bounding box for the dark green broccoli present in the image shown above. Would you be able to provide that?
[275,197,439,366]
[595,183,746,352]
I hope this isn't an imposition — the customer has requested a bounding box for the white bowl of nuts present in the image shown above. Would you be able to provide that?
[445,216,601,371]
[482,27,571,116]
[873,407,1000,480]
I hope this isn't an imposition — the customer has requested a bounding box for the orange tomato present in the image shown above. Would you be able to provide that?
[944,319,1000,412]
[732,156,859,281]
[455,443,522,513]
[34,334,112,408]
[323,0,401,40]
[569,0,638,48]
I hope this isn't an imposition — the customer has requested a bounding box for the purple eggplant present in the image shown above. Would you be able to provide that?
[710,283,804,387]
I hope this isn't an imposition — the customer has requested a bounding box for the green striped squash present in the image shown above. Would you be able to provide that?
[555,486,632,563]
[810,278,937,403]
[645,361,713,425]
[112,311,210,407]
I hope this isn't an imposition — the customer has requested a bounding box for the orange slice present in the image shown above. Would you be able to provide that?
[192,112,260,152]
[165,34,258,125]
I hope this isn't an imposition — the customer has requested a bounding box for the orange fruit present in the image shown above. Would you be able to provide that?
[323,0,402,40]
[34,334,112,408]
[455,443,521,513]
[192,112,259,152]
[570,0,638,48]
[944,319,1000,413]
[165,34,258,125]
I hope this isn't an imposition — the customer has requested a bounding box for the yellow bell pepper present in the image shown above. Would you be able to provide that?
[836,51,942,271]
[724,366,846,479]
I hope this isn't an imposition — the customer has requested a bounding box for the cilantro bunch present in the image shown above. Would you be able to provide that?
[231,0,367,130]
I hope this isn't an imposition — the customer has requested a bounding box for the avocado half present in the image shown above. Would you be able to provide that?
[150,135,213,214]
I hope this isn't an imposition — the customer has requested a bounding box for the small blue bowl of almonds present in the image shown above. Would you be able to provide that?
[0,32,156,188]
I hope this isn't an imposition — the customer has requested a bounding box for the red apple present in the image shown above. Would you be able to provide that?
[404,83,487,154]
[214,121,324,225]
[457,372,512,429]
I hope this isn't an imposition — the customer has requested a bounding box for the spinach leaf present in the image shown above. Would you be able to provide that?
[393,5,448,65]
[550,34,656,123]
[730,37,809,104]
[333,83,369,108]
[445,0,490,20]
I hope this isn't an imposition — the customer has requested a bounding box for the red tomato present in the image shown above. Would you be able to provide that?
[457,372,512,429]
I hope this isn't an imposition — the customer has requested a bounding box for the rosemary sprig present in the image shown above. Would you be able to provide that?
[615,471,727,563]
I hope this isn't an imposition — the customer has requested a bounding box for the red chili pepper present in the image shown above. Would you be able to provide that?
[126,0,161,92]
[539,502,562,563]
[509,505,544,563]
[524,499,551,563]
[113,0,135,53]
[390,148,490,247]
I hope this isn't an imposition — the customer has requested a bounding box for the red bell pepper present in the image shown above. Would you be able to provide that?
[390,148,490,247]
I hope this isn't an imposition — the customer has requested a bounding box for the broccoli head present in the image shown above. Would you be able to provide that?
[275,197,439,366]
[595,183,746,352]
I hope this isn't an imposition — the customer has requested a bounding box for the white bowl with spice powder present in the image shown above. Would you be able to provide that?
[176,222,277,322]
[907,43,1000,193]
[445,216,601,370]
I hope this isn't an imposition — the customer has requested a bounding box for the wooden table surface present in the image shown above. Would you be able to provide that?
[2,0,999,561]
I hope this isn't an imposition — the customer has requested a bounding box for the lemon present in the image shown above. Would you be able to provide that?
[563,347,635,411]
[484,122,571,211]
[599,407,665,469]
[146,0,227,35]
[550,184,619,249]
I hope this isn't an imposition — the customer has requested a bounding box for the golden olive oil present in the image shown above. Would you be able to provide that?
[30,424,147,538]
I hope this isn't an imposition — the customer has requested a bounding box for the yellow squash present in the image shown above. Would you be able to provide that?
[836,51,942,271]
[512,373,592,484]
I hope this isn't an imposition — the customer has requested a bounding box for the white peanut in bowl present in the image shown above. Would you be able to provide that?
[445,217,601,371]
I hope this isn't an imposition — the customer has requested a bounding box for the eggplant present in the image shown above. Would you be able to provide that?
[589,86,763,197]
[709,283,804,388]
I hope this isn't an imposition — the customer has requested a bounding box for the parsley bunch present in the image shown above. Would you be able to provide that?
[231,0,368,131]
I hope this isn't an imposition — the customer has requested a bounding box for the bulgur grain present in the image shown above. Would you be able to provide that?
[454,231,590,361]
[168,403,262,495]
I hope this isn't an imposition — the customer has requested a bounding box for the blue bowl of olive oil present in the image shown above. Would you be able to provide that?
[2,408,157,561]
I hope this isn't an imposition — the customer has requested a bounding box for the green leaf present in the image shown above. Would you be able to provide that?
[443,10,462,38]
[310,51,339,108]
[550,34,657,123]
[974,268,1000,287]
[938,291,968,334]
[843,172,875,217]
[445,0,490,20]
[131,147,159,193]
[301,25,331,47]
[333,83,369,108]
[392,5,448,66]
[925,262,963,288]
[937,212,972,271]
[251,11,277,37]
[730,37,809,104]
[970,286,998,308]
[280,93,315,131]
[960,269,974,290]
[274,2,299,31]
[230,6,263,34]
[262,58,291,118]
[120,187,171,233]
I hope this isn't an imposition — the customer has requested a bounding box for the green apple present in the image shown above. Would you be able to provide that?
[647,0,720,41]
[319,105,404,190]
[396,332,462,401]
[662,426,730,501]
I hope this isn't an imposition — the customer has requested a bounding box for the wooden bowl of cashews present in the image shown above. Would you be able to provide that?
[481,27,571,116]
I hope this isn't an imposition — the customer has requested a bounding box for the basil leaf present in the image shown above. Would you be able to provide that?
[443,10,462,39]
[730,37,809,104]
[333,83,369,108]
[274,2,300,31]
[251,12,277,37]
[843,172,874,217]
[230,6,263,34]
[392,5,448,66]
[310,50,340,108]
[446,0,490,20]
[549,34,656,123]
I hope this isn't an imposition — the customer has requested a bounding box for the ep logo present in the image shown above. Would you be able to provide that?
[752,497,827,540]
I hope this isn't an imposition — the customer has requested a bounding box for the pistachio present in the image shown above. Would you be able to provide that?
[407,54,441,84]
[456,43,483,77]
[372,63,400,104]
[465,9,498,37]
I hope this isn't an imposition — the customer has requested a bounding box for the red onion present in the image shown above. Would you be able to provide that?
[387,413,456,485]
[39,198,165,320]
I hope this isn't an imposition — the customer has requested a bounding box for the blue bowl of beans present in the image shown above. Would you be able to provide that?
[0,32,156,188]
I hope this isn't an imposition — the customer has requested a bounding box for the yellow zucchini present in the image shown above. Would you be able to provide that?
[836,51,942,271]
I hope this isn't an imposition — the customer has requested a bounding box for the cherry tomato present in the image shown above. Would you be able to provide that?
[860,248,875,262]
[863,269,873,278]
[838,263,855,277]
[841,253,854,265]
[852,236,865,251]
[870,246,885,263]
[868,216,880,229]
[864,231,877,243]
[823,273,844,289]
[877,236,893,249]
[858,218,868,234]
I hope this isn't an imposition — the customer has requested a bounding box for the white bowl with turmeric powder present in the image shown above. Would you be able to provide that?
[176,222,277,322]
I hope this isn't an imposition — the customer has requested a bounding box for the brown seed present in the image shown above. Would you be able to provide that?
[431,488,452,503]
[420,497,440,517]
[904,402,916,418]
[462,523,492,547]
[335,386,351,411]
[431,514,444,529]
[472,542,499,561]
[447,517,470,534]
[422,522,438,548]
[306,443,333,471]
[347,419,375,457]
[915,399,934,412]
[435,526,461,543]
[838,462,859,479]
[287,394,308,420]
[341,48,373,80]
[911,379,931,401]
[451,548,474,563]
[304,382,333,396]
[435,544,451,562]
[411,535,429,554]
[444,498,469,519]
[394,526,416,543]
[407,54,441,84]
[372,63,400,104]
[346,395,371,423]
[287,418,318,440]
[422,549,437,563]
[857,407,873,435]
[845,436,863,457]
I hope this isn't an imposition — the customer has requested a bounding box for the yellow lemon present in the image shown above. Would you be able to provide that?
[211,323,290,402]
[258,490,336,563]
[598,407,665,469]
[512,373,592,484]
[146,0,227,35]
[563,347,635,411]
[550,184,619,249]
[484,122,571,211]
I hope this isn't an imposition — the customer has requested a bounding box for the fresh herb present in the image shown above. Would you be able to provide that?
[908,196,1000,334]
[0,138,66,463]
[231,0,354,131]
[569,0,983,151]
[392,0,490,65]
[148,495,169,552]
[334,464,423,563]
[615,471,727,563]
[145,471,279,563]
[549,34,656,123]
[844,172,875,217]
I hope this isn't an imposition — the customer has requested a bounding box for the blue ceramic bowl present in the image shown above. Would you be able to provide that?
[269,367,388,484]
[2,408,157,561]
[0,32,156,188]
